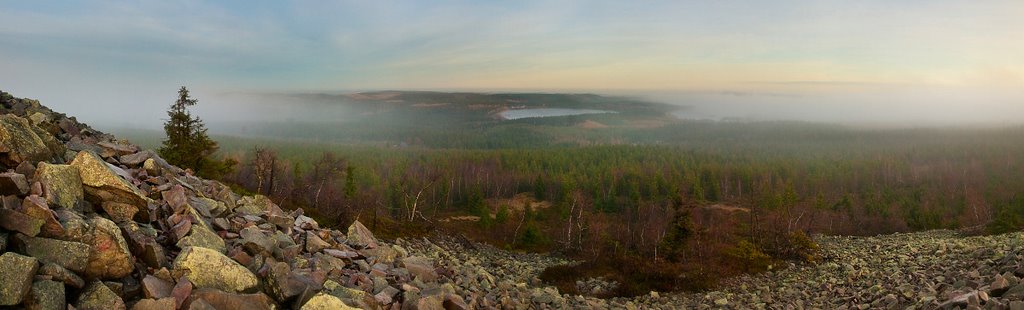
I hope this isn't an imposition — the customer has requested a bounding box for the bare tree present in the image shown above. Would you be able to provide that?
[252,146,278,195]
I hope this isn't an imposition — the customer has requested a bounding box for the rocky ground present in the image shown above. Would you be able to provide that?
[398,230,1024,310]
[2,90,1024,309]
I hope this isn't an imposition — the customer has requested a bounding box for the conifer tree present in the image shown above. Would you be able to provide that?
[159,86,234,177]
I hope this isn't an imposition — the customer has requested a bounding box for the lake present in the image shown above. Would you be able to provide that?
[500,108,616,120]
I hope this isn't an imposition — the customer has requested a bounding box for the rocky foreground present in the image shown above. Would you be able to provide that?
[1,90,1024,309]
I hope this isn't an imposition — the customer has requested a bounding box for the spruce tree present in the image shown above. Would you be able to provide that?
[159,86,229,177]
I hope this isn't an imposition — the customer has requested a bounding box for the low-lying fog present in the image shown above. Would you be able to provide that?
[13,86,1024,132]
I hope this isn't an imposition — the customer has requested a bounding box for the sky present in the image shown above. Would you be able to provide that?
[1,1,1023,126]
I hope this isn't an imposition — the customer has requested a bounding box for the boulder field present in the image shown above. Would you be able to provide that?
[2,89,1024,309]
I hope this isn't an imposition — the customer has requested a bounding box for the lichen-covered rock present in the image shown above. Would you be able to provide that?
[301,292,360,310]
[24,280,64,310]
[235,195,273,215]
[19,195,66,238]
[70,216,135,279]
[0,252,39,306]
[100,201,139,223]
[0,114,62,168]
[33,162,83,210]
[347,220,378,249]
[71,150,149,208]
[76,281,125,310]
[176,224,226,253]
[19,235,91,273]
[173,246,259,293]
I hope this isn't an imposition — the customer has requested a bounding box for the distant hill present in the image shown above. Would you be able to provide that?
[202,91,686,148]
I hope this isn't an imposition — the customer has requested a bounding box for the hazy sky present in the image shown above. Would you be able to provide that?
[1,1,1022,126]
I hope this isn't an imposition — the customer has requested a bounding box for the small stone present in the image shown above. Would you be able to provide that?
[0,252,39,305]
[1010,301,1024,310]
[143,158,161,176]
[374,287,399,305]
[119,150,153,166]
[18,195,65,238]
[993,274,1011,296]
[346,220,377,248]
[100,201,138,223]
[714,298,728,306]
[305,231,331,253]
[266,261,305,301]
[239,226,275,255]
[172,246,259,293]
[142,275,174,299]
[131,298,176,310]
[120,222,166,269]
[24,280,64,310]
[444,294,469,310]
[301,292,360,310]
[0,172,29,195]
[38,263,85,289]
[172,277,193,309]
[76,281,125,310]
[176,224,226,253]
[1005,284,1024,299]
[185,289,275,310]
[402,256,438,282]
[0,208,44,236]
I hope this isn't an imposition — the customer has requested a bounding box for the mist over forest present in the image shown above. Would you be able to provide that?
[3,1,1024,308]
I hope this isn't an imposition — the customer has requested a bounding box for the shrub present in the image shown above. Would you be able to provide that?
[725,240,772,273]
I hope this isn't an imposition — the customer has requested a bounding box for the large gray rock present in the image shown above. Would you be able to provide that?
[0,114,63,168]
[0,252,39,305]
[32,162,83,210]
[173,246,259,293]
[71,150,149,208]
